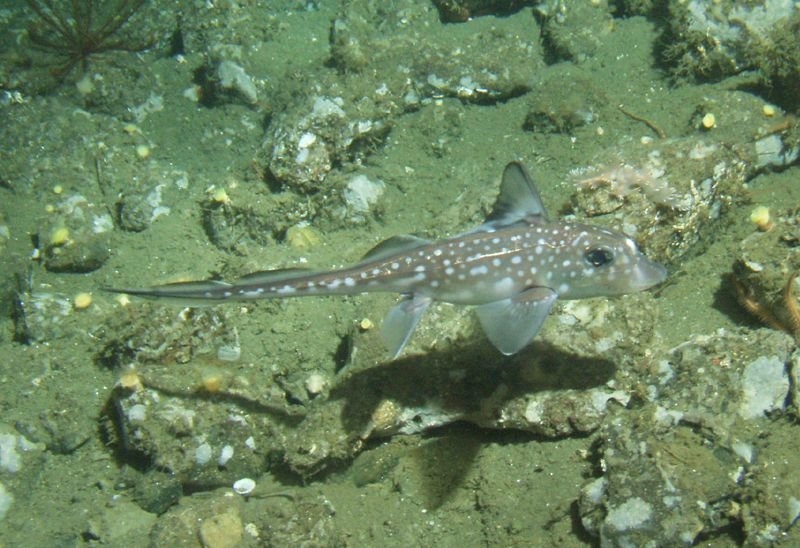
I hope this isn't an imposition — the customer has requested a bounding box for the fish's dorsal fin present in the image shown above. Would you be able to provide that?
[486,161,548,226]
[359,235,430,263]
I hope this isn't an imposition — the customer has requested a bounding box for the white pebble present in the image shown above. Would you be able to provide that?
[739,356,789,419]
[788,497,800,527]
[298,132,316,148]
[0,482,12,521]
[233,478,255,496]
[0,435,21,474]
[218,444,234,466]
[217,343,241,362]
[194,443,212,465]
[305,373,327,396]
[343,174,385,214]
[127,404,147,422]
[217,60,258,103]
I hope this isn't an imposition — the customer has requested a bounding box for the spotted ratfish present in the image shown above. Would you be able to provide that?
[107,162,667,358]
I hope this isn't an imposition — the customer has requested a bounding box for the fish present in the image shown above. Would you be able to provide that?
[105,161,667,358]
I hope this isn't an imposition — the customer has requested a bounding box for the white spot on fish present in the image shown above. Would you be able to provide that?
[470,265,488,276]
[495,277,514,293]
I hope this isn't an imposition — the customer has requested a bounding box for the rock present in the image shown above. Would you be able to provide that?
[199,506,243,548]
[663,0,798,83]
[116,192,155,232]
[43,229,109,273]
[739,355,789,419]
[264,1,543,192]
[84,501,156,546]
[217,60,258,104]
[343,174,384,221]
[133,471,182,514]
[541,1,614,62]
[577,328,797,545]
[41,194,112,273]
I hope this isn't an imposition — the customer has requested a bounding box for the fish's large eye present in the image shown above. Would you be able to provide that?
[585,248,614,267]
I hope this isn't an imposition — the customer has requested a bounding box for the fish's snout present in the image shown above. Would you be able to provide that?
[634,258,668,291]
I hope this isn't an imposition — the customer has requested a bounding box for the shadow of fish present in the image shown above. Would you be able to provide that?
[106,162,667,358]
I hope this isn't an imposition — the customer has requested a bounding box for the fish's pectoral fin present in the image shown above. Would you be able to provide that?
[381,295,432,359]
[475,287,557,355]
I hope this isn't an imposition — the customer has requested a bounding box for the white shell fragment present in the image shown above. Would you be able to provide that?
[233,477,255,496]
[217,444,234,466]
[217,60,258,103]
[297,132,316,148]
[344,174,385,215]
[194,443,212,465]
[304,373,327,396]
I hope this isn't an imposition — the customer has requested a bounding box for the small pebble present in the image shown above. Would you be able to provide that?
[749,206,773,232]
[73,292,92,310]
[286,222,321,249]
[305,373,327,396]
[49,227,70,246]
[210,187,230,205]
[358,318,374,331]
